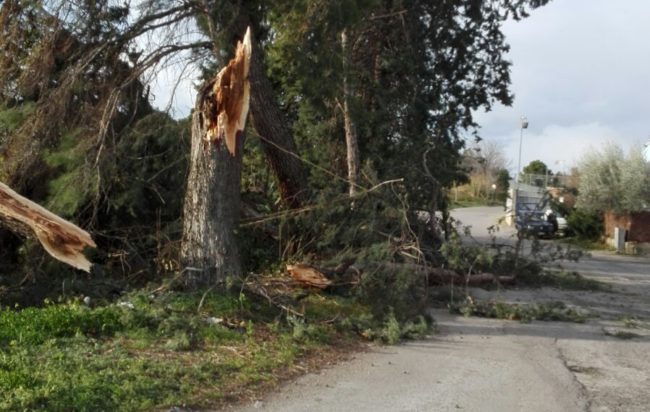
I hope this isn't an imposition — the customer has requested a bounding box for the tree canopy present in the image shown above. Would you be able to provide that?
[0,0,551,287]
[577,142,650,214]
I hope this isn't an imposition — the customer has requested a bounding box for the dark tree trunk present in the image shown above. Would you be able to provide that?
[248,39,308,208]
[180,109,244,288]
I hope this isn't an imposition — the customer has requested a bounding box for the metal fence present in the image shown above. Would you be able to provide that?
[517,173,574,188]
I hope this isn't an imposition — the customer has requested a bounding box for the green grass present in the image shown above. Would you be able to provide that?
[0,290,374,411]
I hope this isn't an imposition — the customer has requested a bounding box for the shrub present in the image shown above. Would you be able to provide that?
[566,209,603,240]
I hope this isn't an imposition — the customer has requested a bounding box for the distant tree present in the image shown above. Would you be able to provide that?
[462,141,509,199]
[521,160,551,187]
[522,160,550,176]
[577,142,650,213]
[495,169,510,202]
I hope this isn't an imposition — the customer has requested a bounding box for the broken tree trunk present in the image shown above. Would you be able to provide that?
[0,182,96,272]
[180,28,252,288]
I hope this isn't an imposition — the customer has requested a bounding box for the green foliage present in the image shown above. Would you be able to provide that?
[495,168,510,202]
[43,129,95,217]
[266,1,550,210]
[440,232,493,274]
[518,269,605,291]
[453,299,588,323]
[566,208,603,241]
[577,142,650,213]
[522,160,550,176]
[104,113,188,223]
[379,310,402,344]
[0,103,35,132]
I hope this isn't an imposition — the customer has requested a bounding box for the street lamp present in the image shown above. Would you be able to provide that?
[516,116,528,185]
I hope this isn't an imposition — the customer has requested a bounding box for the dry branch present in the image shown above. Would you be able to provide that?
[0,182,96,272]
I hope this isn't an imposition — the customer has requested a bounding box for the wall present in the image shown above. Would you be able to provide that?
[604,211,650,242]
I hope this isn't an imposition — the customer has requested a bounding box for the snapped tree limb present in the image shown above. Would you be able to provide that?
[201,26,252,156]
[0,182,96,272]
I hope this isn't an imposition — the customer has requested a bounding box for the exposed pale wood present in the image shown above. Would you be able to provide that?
[286,264,332,289]
[202,27,252,156]
[0,182,96,272]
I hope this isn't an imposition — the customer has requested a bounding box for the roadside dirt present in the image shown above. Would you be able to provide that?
[232,280,650,412]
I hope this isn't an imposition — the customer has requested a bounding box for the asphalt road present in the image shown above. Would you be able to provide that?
[232,207,650,412]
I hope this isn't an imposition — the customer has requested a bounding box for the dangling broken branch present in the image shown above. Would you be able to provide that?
[200,26,252,155]
[0,182,96,272]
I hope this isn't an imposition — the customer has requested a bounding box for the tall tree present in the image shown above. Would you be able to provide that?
[266,0,550,212]
[180,30,252,285]
[577,142,650,213]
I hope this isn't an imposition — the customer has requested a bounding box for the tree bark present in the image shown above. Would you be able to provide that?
[248,38,308,208]
[180,29,252,288]
[180,109,244,288]
[341,28,361,197]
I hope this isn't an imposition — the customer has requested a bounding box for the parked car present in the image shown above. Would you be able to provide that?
[515,212,555,238]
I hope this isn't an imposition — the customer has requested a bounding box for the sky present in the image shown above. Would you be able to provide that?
[474,0,650,174]
[151,0,650,172]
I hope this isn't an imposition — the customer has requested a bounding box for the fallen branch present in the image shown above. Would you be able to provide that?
[286,264,332,289]
[0,182,96,272]
[382,263,515,286]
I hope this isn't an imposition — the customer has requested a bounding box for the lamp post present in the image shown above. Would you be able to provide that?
[512,116,528,225]
[516,116,528,185]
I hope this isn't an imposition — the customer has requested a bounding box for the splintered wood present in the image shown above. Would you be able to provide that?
[286,264,332,289]
[203,26,252,155]
[0,182,96,272]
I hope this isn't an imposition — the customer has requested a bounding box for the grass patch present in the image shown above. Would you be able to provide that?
[0,288,430,411]
[452,299,589,323]
[0,291,327,410]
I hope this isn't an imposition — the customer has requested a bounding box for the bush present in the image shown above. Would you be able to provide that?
[566,209,603,240]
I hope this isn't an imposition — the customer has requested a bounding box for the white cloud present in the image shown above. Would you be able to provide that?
[475,0,650,170]
[501,122,621,174]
